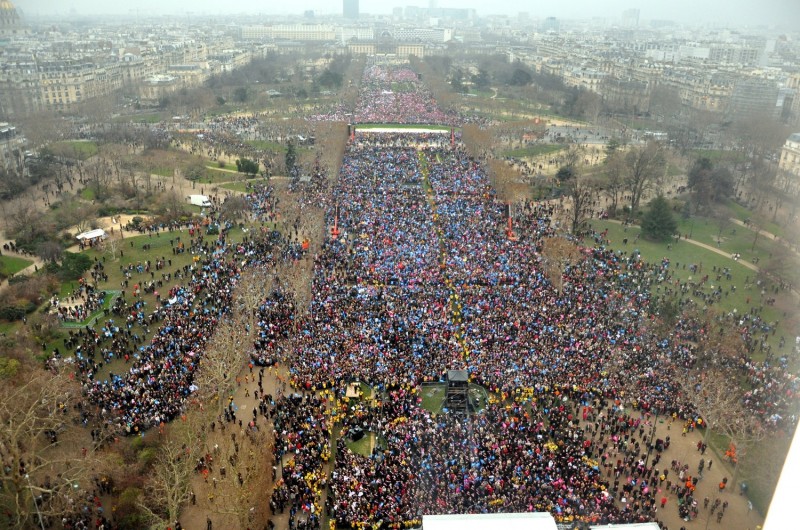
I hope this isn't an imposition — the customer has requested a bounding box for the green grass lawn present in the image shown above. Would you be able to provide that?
[220,179,269,193]
[48,140,98,160]
[344,431,386,457]
[692,149,746,165]
[421,383,446,413]
[725,200,784,238]
[673,216,775,263]
[246,140,286,152]
[60,290,121,329]
[198,168,248,185]
[208,161,239,171]
[503,144,564,159]
[419,382,488,414]
[148,167,173,178]
[0,255,33,276]
[666,163,683,177]
[584,220,795,362]
[0,320,20,334]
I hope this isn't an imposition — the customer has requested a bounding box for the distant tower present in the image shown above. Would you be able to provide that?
[343,0,359,19]
[0,0,25,37]
[622,8,640,28]
[541,17,559,33]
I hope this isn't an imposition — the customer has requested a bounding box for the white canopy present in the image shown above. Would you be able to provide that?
[764,421,800,530]
[422,513,557,530]
[76,228,107,241]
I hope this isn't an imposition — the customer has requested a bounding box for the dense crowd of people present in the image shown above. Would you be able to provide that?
[38,60,798,530]
[311,63,462,126]
[269,122,797,527]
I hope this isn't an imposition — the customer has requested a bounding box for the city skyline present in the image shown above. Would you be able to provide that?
[12,0,800,28]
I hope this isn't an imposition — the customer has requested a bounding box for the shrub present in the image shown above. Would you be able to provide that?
[0,357,21,378]
[58,252,93,281]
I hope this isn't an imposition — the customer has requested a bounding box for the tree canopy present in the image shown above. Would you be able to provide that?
[235,157,259,175]
[687,157,735,206]
[641,195,678,242]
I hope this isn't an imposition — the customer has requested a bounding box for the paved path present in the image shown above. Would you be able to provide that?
[682,236,759,272]
[605,219,759,272]
[0,241,45,292]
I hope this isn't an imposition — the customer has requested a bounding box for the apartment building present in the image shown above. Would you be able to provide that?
[778,133,800,195]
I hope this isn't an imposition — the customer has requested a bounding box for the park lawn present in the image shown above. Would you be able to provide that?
[692,149,746,165]
[666,163,683,177]
[200,167,259,185]
[60,291,122,329]
[503,144,564,159]
[0,320,20,334]
[584,220,793,361]
[704,429,775,516]
[79,187,96,200]
[207,161,239,171]
[390,81,415,92]
[725,200,784,238]
[344,431,386,457]
[359,382,374,400]
[246,140,286,152]
[149,167,173,178]
[674,216,776,264]
[0,255,33,276]
[420,383,446,413]
[53,225,251,379]
[344,432,374,456]
[220,179,269,193]
[48,140,99,160]
[131,114,163,124]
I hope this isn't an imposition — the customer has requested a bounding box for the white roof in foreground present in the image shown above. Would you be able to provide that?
[764,421,800,530]
[75,228,107,240]
[423,512,557,530]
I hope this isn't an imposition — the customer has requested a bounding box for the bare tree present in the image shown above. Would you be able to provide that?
[0,370,102,529]
[624,141,666,214]
[602,151,626,217]
[36,241,63,263]
[194,318,252,417]
[462,124,492,160]
[139,409,208,529]
[219,196,249,223]
[540,236,583,294]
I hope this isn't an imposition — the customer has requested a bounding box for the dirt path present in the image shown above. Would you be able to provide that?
[179,363,287,530]
[646,418,764,530]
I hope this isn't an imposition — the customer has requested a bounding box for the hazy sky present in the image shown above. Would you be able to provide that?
[13,0,800,28]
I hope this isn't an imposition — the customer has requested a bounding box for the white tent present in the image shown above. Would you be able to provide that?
[75,228,107,241]
[764,421,800,530]
[422,513,557,530]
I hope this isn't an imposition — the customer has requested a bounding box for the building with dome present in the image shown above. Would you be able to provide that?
[0,0,27,38]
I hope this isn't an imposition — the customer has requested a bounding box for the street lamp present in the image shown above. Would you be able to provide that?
[24,474,46,530]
